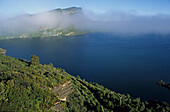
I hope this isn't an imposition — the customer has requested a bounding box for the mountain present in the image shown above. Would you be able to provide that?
[0,48,169,112]
[50,7,84,15]
[0,7,88,39]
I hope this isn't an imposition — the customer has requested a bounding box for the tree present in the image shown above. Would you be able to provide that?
[0,48,6,55]
[30,55,39,65]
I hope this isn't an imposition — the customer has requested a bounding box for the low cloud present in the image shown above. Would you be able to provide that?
[80,10,170,35]
[0,9,170,35]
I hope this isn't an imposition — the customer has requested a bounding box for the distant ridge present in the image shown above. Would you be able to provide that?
[49,7,84,15]
[0,7,87,39]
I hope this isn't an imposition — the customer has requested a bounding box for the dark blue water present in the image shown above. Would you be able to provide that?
[0,33,170,103]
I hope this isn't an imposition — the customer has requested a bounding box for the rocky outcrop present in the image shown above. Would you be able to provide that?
[52,7,83,15]
[157,80,170,90]
[51,81,74,112]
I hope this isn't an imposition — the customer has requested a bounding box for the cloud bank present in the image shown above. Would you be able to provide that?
[80,10,170,35]
[0,9,170,35]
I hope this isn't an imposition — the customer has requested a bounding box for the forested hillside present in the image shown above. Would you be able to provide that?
[0,49,169,112]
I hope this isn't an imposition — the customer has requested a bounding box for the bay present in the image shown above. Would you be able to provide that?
[0,33,170,103]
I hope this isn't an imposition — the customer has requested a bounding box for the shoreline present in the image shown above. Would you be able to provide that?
[0,32,89,40]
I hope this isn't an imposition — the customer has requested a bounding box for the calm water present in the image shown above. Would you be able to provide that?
[0,33,170,103]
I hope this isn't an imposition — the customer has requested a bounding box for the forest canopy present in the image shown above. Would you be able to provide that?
[0,51,169,112]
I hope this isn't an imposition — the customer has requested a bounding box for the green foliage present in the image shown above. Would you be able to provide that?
[0,55,69,111]
[0,26,89,40]
[0,54,169,112]
[0,48,6,55]
[66,76,170,112]
[31,55,39,65]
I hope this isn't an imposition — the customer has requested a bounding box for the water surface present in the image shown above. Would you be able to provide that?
[0,33,170,103]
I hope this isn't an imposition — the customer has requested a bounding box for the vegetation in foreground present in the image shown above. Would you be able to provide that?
[0,48,169,112]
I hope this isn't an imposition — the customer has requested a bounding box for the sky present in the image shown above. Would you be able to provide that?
[0,0,170,19]
[0,0,170,35]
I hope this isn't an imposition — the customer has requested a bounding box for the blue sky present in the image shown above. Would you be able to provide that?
[0,0,170,18]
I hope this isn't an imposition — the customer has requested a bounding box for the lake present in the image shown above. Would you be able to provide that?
[0,33,170,103]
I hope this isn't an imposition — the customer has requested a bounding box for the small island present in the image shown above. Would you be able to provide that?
[157,80,170,90]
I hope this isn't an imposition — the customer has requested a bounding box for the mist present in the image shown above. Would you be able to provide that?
[79,10,170,35]
[0,9,170,36]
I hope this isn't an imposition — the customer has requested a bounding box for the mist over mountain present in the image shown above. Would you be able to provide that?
[0,7,170,39]
[1,7,85,28]
[0,7,90,39]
